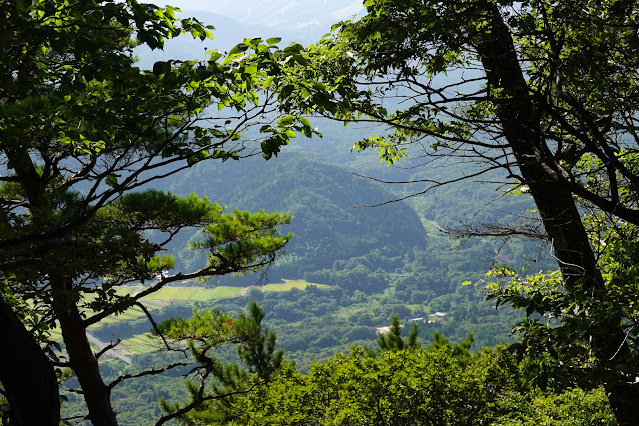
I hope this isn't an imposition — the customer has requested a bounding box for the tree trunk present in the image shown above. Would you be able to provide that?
[0,296,59,425]
[475,4,638,423]
[52,278,118,426]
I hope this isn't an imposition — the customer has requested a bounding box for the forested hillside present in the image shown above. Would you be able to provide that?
[162,152,427,282]
[54,120,545,422]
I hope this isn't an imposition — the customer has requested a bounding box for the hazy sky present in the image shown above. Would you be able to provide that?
[150,0,364,31]
[138,1,366,65]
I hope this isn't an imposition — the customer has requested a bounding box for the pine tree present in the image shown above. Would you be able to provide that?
[376,314,421,353]
[157,301,284,425]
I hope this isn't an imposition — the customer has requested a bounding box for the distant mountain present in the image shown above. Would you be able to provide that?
[135,6,340,70]
[153,0,364,38]
[158,152,427,283]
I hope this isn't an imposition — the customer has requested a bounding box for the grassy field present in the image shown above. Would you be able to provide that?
[48,281,332,357]
[190,286,243,300]
[173,286,198,300]
[122,285,243,302]
[115,286,138,296]
[120,335,160,355]
[262,280,330,292]
[140,286,179,301]
[86,281,329,303]
[98,304,147,325]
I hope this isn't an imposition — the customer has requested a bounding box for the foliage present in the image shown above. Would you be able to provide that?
[230,344,522,425]
[155,301,284,425]
[227,328,613,425]
[0,0,315,423]
[375,314,420,353]
[493,387,615,426]
[486,222,639,391]
[428,330,476,368]
[235,301,284,381]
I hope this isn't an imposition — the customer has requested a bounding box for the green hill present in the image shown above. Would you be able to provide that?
[162,152,427,288]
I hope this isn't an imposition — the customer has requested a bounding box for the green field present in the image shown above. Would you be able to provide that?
[48,282,332,355]
[89,282,329,304]
[140,286,179,301]
[133,285,243,301]
[120,335,160,355]
[173,286,198,300]
[81,286,245,333]
[97,305,147,325]
[115,286,139,296]
[263,280,330,292]
[190,286,243,300]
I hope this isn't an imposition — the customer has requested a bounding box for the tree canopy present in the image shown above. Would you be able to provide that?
[230,336,614,425]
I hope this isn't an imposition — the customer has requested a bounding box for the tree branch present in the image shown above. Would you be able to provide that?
[108,361,190,390]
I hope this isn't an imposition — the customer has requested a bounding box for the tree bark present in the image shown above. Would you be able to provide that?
[52,278,118,426]
[0,296,59,425]
[475,3,638,424]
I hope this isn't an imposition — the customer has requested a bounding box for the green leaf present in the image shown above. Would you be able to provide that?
[293,54,308,66]
[228,43,249,57]
[152,61,171,76]
[105,174,118,188]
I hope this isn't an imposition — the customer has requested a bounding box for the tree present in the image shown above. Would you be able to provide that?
[0,1,313,424]
[235,301,284,381]
[375,314,420,352]
[279,0,639,423]
[231,344,586,425]
[492,387,615,426]
[155,301,284,425]
[428,331,476,368]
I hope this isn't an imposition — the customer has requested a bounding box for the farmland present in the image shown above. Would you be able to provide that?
[110,284,243,302]
[263,280,330,292]
[48,281,332,358]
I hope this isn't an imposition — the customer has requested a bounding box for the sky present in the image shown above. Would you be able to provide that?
[150,0,365,33]
[137,1,366,73]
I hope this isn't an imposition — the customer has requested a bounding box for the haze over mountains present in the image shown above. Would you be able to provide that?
[153,0,364,35]
[139,0,363,66]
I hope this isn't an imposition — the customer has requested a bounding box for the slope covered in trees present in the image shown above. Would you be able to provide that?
[163,152,426,284]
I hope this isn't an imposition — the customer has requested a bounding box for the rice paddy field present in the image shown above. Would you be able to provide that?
[97,304,147,325]
[120,334,162,355]
[123,285,244,301]
[48,280,330,358]
[262,280,330,292]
